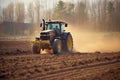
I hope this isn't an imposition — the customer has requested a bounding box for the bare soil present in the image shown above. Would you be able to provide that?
[0,41,120,80]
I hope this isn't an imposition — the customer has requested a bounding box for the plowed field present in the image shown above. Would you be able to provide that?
[0,41,120,80]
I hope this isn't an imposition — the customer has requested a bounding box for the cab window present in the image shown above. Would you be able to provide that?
[46,23,60,30]
[61,24,65,32]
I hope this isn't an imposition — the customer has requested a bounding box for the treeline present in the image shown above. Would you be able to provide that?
[53,0,120,31]
[0,0,120,33]
[0,0,41,23]
[0,0,41,36]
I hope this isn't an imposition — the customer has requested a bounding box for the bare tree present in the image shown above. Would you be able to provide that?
[28,2,34,23]
[15,2,25,22]
[35,0,41,23]
[3,7,10,22]
[2,8,7,21]
[75,1,88,25]
[0,6,2,23]
[7,2,14,22]
[64,2,75,22]
[114,0,120,30]
[2,2,14,22]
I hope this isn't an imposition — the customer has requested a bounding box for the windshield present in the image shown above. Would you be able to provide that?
[46,23,65,32]
[46,23,60,30]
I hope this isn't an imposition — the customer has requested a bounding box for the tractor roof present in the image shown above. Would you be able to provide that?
[46,21,67,24]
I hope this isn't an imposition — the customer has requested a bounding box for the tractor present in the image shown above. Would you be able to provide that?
[32,19,73,54]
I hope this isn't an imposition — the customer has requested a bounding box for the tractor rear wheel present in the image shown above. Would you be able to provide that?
[53,39,62,54]
[64,33,73,52]
[33,44,41,54]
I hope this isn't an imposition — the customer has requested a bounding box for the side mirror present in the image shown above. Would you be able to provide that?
[40,23,42,27]
[65,24,68,27]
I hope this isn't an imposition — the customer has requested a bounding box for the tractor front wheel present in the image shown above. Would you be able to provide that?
[53,39,62,54]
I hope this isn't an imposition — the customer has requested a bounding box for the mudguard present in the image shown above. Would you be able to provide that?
[61,32,70,40]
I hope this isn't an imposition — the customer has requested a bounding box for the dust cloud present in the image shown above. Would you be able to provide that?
[66,25,120,53]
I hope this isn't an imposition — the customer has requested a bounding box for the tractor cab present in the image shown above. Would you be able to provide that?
[45,21,67,36]
[40,19,68,37]
[46,21,67,32]
[40,19,67,31]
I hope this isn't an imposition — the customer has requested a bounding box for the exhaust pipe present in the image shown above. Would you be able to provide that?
[42,19,45,30]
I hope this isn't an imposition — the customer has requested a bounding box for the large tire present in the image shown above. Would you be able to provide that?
[33,44,41,54]
[53,39,62,54]
[63,33,73,52]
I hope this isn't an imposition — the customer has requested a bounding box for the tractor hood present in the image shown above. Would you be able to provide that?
[41,30,55,36]
[41,30,53,33]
